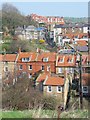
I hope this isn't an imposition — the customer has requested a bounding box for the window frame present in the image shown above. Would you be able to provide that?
[58,68,63,73]
[22,57,30,62]
[19,65,23,70]
[29,65,32,70]
[47,86,52,92]
[57,86,62,93]
[29,73,32,78]
[82,86,88,93]
[4,66,8,72]
[43,58,49,62]
[41,65,45,71]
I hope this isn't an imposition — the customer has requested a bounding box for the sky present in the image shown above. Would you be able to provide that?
[1,1,88,17]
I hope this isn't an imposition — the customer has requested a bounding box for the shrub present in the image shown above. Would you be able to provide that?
[39,39,45,44]
[41,95,57,110]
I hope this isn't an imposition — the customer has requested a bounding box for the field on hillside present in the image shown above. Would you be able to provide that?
[0,109,88,119]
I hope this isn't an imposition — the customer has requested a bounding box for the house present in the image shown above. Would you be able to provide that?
[25,25,38,40]
[36,52,56,73]
[36,72,64,99]
[16,49,56,79]
[2,54,17,85]
[82,55,90,80]
[53,23,88,45]
[16,51,37,78]
[55,33,88,46]
[31,13,65,25]
[82,24,90,33]
[56,54,76,76]
[15,25,38,40]
[35,27,46,40]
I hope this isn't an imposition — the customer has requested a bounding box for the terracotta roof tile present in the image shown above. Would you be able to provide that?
[56,55,76,67]
[37,72,64,86]
[76,40,88,46]
[37,52,56,62]
[37,72,50,82]
[45,76,64,86]
[17,52,37,62]
[3,54,17,62]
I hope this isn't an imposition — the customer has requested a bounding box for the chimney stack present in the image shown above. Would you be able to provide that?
[18,47,21,53]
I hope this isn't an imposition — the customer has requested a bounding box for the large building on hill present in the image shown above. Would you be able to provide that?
[30,13,65,25]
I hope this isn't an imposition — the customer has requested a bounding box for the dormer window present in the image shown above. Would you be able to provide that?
[67,58,73,63]
[43,58,48,62]
[58,57,64,63]
[22,57,30,62]
[60,59,63,63]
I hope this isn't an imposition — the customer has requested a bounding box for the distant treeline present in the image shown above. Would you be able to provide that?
[64,17,88,24]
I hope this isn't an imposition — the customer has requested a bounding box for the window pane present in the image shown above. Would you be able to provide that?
[48,86,51,91]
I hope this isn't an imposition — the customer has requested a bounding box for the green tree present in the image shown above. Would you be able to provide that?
[9,40,31,53]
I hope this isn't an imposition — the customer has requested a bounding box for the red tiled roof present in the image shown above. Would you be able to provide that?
[37,72,64,86]
[76,40,88,46]
[17,52,37,62]
[56,55,76,67]
[37,72,50,82]
[37,52,56,62]
[3,54,17,62]
[44,76,64,86]
[58,33,88,39]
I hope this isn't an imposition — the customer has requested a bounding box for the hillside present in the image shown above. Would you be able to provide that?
[1,3,38,34]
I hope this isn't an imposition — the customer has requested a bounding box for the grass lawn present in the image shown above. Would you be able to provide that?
[0,109,88,119]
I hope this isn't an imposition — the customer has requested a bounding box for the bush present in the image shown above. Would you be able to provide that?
[41,95,57,110]
[39,39,45,44]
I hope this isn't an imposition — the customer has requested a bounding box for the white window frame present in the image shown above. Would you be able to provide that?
[58,68,63,73]
[4,66,8,72]
[68,59,72,63]
[47,65,50,71]
[28,65,32,70]
[47,86,52,92]
[57,86,62,93]
[22,57,30,62]
[82,86,88,93]
[19,65,23,70]
[41,65,44,71]
[59,57,64,63]
[43,58,49,62]
[68,58,73,63]
[67,68,73,73]
[29,73,32,78]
